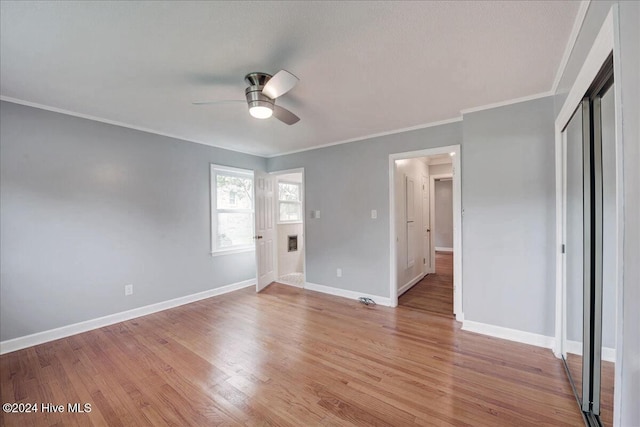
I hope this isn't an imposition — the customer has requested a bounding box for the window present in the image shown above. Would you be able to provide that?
[278,181,302,223]
[210,165,254,255]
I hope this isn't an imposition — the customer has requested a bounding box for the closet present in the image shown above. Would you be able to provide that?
[560,55,617,426]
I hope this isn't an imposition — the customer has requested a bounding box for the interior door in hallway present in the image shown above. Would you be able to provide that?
[422,174,433,274]
[255,170,276,292]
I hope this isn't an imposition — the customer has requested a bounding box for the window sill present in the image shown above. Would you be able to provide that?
[210,247,255,257]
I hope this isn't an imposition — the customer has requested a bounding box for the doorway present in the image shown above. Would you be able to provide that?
[389,145,462,320]
[396,155,455,317]
[271,169,306,288]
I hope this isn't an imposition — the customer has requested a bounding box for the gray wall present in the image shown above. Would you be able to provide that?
[462,96,556,336]
[267,122,462,297]
[0,101,265,341]
[554,2,640,424]
[434,180,453,248]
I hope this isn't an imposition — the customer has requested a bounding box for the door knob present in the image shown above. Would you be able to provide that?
[254,235,263,239]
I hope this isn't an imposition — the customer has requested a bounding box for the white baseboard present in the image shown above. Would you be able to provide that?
[397,273,425,296]
[305,282,392,307]
[435,247,453,252]
[0,278,256,355]
[564,340,617,363]
[462,320,555,349]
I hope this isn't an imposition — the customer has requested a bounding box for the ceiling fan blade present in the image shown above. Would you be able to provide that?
[262,70,299,99]
[273,105,300,125]
[192,100,244,105]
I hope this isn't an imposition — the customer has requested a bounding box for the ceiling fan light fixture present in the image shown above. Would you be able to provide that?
[249,105,273,119]
[194,70,299,124]
[246,83,274,120]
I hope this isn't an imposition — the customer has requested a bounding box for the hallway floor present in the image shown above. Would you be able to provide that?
[399,251,454,317]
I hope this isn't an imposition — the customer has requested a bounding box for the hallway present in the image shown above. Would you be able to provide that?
[399,251,454,317]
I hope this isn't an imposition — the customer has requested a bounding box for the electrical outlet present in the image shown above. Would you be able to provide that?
[336,268,342,278]
[371,209,377,219]
[125,284,133,296]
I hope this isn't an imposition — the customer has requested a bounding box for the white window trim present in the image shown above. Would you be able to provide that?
[210,164,255,256]
[277,180,302,224]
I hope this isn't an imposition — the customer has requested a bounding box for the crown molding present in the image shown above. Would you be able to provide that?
[266,116,464,158]
[460,91,553,115]
[0,96,264,158]
[551,0,591,94]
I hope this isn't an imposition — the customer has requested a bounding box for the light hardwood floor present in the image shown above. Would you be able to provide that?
[1,271,583,426]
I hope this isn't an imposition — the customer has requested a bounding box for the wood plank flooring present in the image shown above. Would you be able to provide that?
[399,252,454,317]
[1,276,583,425]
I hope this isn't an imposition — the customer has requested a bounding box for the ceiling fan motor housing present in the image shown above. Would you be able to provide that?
[245,72,274,110]
[244,72,272,87]
[245,85,274,109]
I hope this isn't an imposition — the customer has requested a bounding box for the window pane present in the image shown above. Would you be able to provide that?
[217,174,253,209]
[279,202,301,222]
[217,212,253,248]
[278,182,300,202]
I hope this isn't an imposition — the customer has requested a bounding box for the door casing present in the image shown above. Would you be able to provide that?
[389,145,462,319]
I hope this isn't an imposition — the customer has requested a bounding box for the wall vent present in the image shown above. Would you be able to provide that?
[288,235,298,252]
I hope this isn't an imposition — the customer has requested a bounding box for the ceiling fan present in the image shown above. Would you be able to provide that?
[193,70,300,125]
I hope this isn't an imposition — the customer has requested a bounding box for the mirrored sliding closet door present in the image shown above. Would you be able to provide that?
[560,55,617,427]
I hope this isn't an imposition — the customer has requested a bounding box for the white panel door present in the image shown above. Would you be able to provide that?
[422,174,433,274]
[406,175,415,222]
[406,175,415,268]
[255,171,276,292]
[407,221,416,268]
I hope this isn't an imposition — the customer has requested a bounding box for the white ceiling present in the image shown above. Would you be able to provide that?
[425,154,453,166]
[0,1,580,157]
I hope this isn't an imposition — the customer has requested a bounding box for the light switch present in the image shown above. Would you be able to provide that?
[371,209,377,219]
[315,210,320,219]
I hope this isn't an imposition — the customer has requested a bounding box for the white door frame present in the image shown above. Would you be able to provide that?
[269,168,306,287]
[389,145,462,320]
